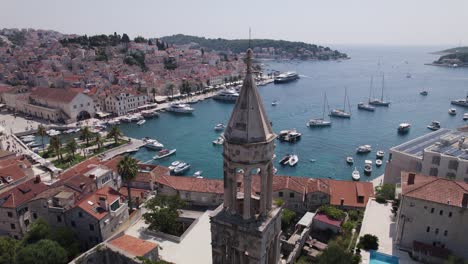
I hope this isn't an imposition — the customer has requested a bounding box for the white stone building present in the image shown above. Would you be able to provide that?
[395,172,468,262]
[104,91,148,116]
[384,128,468,184]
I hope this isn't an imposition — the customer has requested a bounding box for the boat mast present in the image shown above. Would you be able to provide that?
[369,76,373,102]
[343,88,347,111]
[381,74,385,101]
[322,93,326,119]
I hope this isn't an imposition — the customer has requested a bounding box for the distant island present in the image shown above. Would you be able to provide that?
[161,34,348,61]
[429,46,468,68]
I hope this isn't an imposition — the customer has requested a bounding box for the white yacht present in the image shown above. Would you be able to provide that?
[352,168,360,181]
[464,113,468,121]
[167,103,194,114]
[174,162,191,175]
[144,139,164,150]
[287,154,299,166]
[376,151,385,159]
[427,121,441,131]
[451,93,468,107]
[277,129,302,142]
[308,93,332,127]
[448,108,457,115]
[330,88,351,118]
[213,89,239,102]
[357,102,375,112]
[212,136,224,145]
[369,74,390,106]
[356,145,372,154]
[398,123,411,133]
[274,72,300,84]
[153,149,177,159]
[364,164,372,174]
[137,120,146,126]
[214,123,225,131]
[346,157,354,165]
[376,159,383,167]
[271,100,278,106]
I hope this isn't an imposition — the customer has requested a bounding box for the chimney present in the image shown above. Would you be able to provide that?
[98,196,108,211]
[340,198,344,206]
[79,182,86,190]
[34,175,41,183]
[462,193,468,208]
[408,173,416,185]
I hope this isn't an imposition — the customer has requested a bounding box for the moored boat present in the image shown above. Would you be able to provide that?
[376,159,383,167]
[464,113,468,121]
[330,88,352,118]
[369,74,390,106]
[279,154,291,166]
[364,164,372,174]
[271,100,278,106]
[427,121,441,131]
[352,167,360,181]
[356,145,372,154]
[287,154,299,167]
[174,162,191,175]
[212,136,224,145]
[214,123,225,131]
[398,123,411,133]
[450,93,468,107]
[376,151,385,159]
[167,103,194,114]
[213,89,239,102]
[153,149,177,159]
[308,93,332,127]
[137,120,146,126]
[274,72,300,84]
[420,90,428,96]
[357,102,375,112]
[448,108,457,115]
[346,157,354,165]
[277,129,302,142]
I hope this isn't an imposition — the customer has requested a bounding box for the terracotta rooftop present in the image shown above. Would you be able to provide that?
[401,172,468,208]
[314,212,343,227]
[30,87,82,103]
[76,186,124,220]
[328,179,374,208]
[154,175,224,194]
[0,178,48,208]
[108,234,158,257]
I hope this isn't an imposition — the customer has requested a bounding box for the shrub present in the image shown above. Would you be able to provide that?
[319,205,345,220]
[358,234,379,250]
[375,196,387,204]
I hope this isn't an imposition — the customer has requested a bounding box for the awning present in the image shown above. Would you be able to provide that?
[96,111,111,118]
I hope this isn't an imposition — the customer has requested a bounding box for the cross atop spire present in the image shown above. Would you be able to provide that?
[246,48,253,74]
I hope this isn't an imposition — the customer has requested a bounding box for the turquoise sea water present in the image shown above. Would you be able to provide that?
[119,45,468,181]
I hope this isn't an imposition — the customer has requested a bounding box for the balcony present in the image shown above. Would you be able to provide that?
[110,203,127,217]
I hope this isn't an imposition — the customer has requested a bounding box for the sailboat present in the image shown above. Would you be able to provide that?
[358,76,376,112]
[369,74,390,106]
[329,88,351,118]
[420,79,428,96]
[307,93,332,127]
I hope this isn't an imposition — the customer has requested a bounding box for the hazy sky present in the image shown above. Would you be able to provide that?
[1,0,467,46]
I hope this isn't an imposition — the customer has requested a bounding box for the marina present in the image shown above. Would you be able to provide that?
[108,46,468,181]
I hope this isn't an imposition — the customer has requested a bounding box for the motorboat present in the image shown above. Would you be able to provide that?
[357,102,375,112]
[193,171,203,177]
[376,159,383,167]
[365,160,373,165]
[356,145,372,154]
[46,129,61,136]
[369,74,390,106]
[120,116,132,123]
[277,129,301,142]
[187,99,199,104]
[451,93,468,107]
[272,100,278,106]
[448,108,457,115]
[274,72,300,84]
[398,123,411,133]
[167,103,194,114]
[406,72,412,78]
[141,110,159,118]
[346,157,354,165]
[376,151,385,159]
[144,139,164,150]
[273,167,278,174]
[168,161,181,172]
[214,123,225,131]
[137,120,146,126]
[279,154,291,166]
[21,136,36,143]
[213,89,239,102]
[308,93,332,127]
[212,136,224,145]
[287,155,299,167]
[464,113,468,121]
[427,121,441,131]
[352,168,360,181]
[420,90,428,96]
[153,149,176,159]
[364,164,372,174]
[26,142,41,148]
[174,163,191,175]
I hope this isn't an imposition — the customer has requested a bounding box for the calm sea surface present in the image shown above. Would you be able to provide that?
[119,45,468,181]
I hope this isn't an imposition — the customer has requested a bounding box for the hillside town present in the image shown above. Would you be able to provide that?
[0,28,467,264]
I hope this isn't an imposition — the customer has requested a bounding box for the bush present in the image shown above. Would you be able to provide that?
[319,205,345,220]
[376,184,395,201]
[281,209,296,231]
[358,234,379,250]
[375,196,387,204]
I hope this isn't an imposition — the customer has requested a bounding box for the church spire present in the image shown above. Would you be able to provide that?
[223,49,275,144]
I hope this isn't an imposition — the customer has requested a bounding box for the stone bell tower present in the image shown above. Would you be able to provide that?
[210,49,282,264]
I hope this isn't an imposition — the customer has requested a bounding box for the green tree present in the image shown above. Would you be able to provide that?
[48,136,63,161]
[319,205,346,220]
[281,208,296,231]
[151,87,157,101]
[107,126,122,145]
[94,133,103,151]
[165,84,175,98]
[143,195,186,235]
[37,125,47,150]
[121,33,130,43]
[0,237,19,264]
[358,234,379,250]
[134,36,147,43]
[22,218,51,245]
[66,138,78,159]
[317,242,360,264]
[50,228,80,260]
[117,156,139,210]
[16,239,67,264]
[80,126,93,147]
[376,183,396,201]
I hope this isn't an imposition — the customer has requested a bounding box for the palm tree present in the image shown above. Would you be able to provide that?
[107,126,122,145]
[117,156,139,210]
[151,87,157,102]
[49,136,62,161]
[166,83,175,99]
[37,124,46,150]
[66,138,78,159]
[94,133,103,151]
[80,126,92,146]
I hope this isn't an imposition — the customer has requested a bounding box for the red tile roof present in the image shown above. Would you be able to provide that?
[154,175,224,194]
[328,179,374,208]
[401,172,468,208]
[108,234,157,257]
[30,87,81,103]
[314,213,343,227]
[0,178,48,208]
[76,186,124,220]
